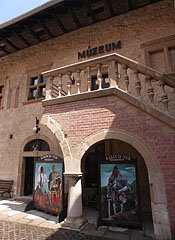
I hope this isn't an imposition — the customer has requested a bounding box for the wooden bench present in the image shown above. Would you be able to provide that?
[0,180,14,199]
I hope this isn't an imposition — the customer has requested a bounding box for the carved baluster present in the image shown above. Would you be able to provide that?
[97,64,102,90]
[122,64,129,92]
[58,73,62,97]
[116,62,119,87]
[76,69,81,94]
[45,76,53,99]
[134,70,141,98]
[87,66,91,92]
[108,60,118,87]
[159,80,168,112]
[145,75,154,104]
[67,71,72,95]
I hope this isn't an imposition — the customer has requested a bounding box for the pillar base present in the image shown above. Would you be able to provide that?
[60,217,88,230]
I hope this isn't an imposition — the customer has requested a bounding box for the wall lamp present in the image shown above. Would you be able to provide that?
[33,117,40,133]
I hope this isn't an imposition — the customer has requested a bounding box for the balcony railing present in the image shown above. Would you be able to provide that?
[42,53,175,115]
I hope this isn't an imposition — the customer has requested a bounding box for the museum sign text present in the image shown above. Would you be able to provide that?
[78,40,121,59]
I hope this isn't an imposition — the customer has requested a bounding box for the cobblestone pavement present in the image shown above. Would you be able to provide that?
[0,220,109,240]
[0,199,154,240]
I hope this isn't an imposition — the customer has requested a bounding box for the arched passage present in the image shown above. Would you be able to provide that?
[76,129,171,240]
[81,139,154,236]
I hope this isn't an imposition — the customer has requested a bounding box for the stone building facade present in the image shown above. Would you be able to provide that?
[0,0,174,239]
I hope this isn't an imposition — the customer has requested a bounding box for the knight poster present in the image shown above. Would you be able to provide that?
[100,159,140,228]
[33,155,63,214]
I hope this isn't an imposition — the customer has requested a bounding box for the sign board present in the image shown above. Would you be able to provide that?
[33,154,63,215]
[99,155,141,228]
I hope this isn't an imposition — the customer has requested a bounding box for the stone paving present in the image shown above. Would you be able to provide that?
[0,219,155,240]
[0,198,154,240]
[0,220,110,240]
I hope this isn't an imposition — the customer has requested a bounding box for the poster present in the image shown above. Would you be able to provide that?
[33,155,63,214]
[100,159,140,228]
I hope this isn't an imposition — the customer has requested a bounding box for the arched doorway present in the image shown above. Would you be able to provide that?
[22,138,50,196]
[81,139,154,236]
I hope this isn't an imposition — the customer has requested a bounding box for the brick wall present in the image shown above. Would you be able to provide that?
[44,95,175,237]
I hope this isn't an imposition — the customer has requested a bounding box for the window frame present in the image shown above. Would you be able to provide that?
[27,75,46,101]
[141,35,175,76]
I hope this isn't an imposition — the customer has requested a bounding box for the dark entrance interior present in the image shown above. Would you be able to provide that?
[24,157,35,196]
[82,142,105,209]
[23,139,51,196]
[82,139,154,237]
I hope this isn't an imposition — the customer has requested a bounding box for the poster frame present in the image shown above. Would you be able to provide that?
[98,155,142,230]
[33,154,64,215]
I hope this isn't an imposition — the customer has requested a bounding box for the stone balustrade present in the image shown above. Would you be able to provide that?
[42,53,175,115]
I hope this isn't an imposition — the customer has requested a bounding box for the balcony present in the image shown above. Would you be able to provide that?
[42,53,175,118]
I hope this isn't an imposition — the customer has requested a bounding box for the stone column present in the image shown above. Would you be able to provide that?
[62,173,87,229]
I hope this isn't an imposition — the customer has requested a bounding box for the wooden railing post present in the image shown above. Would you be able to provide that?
[58,73,63,97]
[45,76,53,99]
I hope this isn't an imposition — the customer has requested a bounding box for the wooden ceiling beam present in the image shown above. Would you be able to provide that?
[5,39,19,51]
[106,0,115,17]
[128,0,133,10]
[13,31,31,47]
[37,19,54,38]
[0,46,9,54]
[87,0,97,23]
[25,25,41,43]
[69,7,82,28]
[52,13,67,34]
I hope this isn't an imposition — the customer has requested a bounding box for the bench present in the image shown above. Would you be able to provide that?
[0,180,14,199]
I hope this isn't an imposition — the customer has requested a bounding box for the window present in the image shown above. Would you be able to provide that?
[24,139,50,151]
[141,35,175,77]
[27,75,46,101]
[0,85,4,107]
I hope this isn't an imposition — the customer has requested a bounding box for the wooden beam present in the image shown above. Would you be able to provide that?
[87,0,97,23]
[128,0,133,10]
[106,0,115,16]
[52,13,67,34]
[37,19,54,38]
[13,31,31,47]
[5,39,19,51]
[69,7,82,28]
[0,46,9,54]
[25,25,41,43]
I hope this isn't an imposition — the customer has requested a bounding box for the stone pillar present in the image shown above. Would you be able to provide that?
[62,173,87,229]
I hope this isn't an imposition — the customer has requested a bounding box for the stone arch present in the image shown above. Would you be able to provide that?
[41,114,73,173]
[75,128,171,240]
